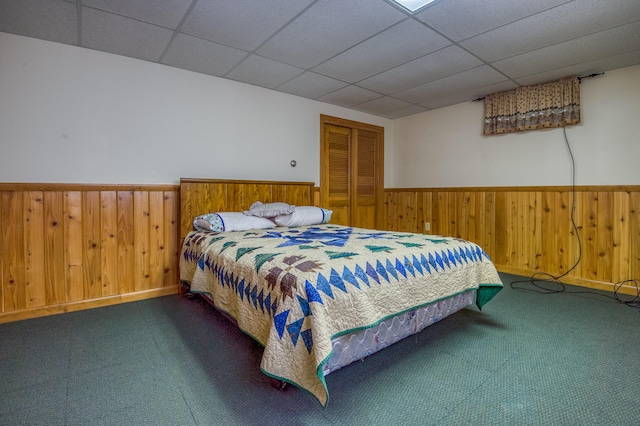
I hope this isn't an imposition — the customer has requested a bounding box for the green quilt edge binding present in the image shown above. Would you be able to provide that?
[476,283,503,310]
[324,287,480,343]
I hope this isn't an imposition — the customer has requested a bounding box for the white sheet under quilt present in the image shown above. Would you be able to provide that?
[323,289,475,375]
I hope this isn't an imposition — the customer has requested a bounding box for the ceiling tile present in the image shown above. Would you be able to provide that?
[421,80,518,109]
[256,0,407,69]
[351,96,411,115]
[515,50,640,87]
[312,18,450,83]
[420,93,476,110]
[226,55,304,89]
[461,0,640,63]
[182,0,315,51]
[317,85,382,108]
[277,72,349,99]
[379,104,429,119]
[476,80,521,97]
[492,21,640,78]
[358,45,483,94]
[394,65,507,104]
[415,0,571,41]
[84,0,193,29]
[82,8,173,61]
[0,0,77,45]
[161,34,248,77]
[2,0,639,119]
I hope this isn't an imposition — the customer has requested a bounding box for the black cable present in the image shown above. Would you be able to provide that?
[613,280,640,307]
[509,127,640,310]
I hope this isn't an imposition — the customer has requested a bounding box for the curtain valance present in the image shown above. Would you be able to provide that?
[483,76,580,135]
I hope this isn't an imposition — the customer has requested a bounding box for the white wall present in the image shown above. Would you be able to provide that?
[390,65,640,188]
[2,32,638,189]
[0,32,392,185]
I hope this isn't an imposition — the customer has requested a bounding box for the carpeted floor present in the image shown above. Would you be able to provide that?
[0,273,638,425]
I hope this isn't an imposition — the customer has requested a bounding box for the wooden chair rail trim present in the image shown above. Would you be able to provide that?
[0,182,179,191]
[180,178,316,186]
[386,185,640,193]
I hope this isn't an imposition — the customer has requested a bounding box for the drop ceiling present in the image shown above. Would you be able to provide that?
[1,0,639,119]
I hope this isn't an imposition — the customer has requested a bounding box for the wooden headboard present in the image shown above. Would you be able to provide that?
[179,178,315,237]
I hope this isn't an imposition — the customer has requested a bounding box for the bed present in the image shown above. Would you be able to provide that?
[178,178,503,406]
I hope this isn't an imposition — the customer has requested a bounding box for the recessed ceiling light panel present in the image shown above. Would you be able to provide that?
[390,0,437,12]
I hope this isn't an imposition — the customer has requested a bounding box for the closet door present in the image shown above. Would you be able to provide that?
[320,115,384,229]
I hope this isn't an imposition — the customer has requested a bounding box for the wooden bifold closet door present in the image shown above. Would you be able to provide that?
[320,115,384,229]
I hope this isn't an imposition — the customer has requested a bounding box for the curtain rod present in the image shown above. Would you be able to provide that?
[577,72,605,81]
[473,72,604,102]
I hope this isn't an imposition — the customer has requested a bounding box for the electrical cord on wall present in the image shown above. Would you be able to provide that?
[509,127,640,310]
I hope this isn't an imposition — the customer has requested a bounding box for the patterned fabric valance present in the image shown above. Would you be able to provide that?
[483,76,581,135]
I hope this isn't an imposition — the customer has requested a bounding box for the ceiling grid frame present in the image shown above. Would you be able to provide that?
[0,0,638,118]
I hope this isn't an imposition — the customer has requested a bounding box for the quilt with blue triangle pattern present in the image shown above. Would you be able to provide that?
[180,224,503,406]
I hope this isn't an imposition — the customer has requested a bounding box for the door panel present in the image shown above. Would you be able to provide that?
[352,129,379,229]
[322,124,351,225]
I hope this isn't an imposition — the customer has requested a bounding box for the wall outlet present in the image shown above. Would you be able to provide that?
[424,222,431,231]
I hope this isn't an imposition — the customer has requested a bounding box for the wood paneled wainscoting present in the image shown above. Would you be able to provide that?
[384,186,640,296]
[0,183,180,323]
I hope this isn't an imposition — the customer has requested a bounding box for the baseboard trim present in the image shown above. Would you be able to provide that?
[496,266,638,296]
[0,286,179,324]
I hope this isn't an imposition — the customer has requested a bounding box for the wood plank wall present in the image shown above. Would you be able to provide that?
[3,181,636,322]
[384,186,640,295]
[179,178,314,237]
[0,183,180,323]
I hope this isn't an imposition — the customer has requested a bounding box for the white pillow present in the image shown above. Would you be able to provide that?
[273,206,333,227]
[193,212,275,233]
[244,201,295,218]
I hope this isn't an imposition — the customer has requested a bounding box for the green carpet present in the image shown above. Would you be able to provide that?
[0,273,638,425]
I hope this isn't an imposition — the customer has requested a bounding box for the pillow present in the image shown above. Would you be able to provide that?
[273,206,333,227]
[244,201,295,218]
[193,212,276,233]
